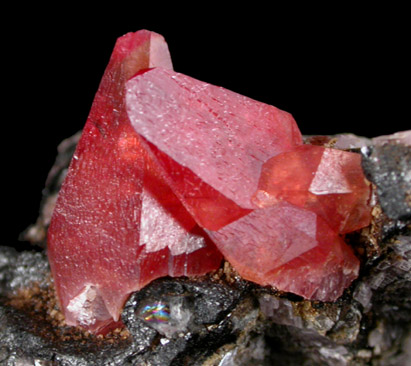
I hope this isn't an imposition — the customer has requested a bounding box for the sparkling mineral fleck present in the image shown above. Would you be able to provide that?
[137,296,192,338]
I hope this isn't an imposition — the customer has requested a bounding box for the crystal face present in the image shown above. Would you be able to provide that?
[253,145,372,233]
[126,67,303,229]
[207,202,360,301]
[47,30,371,334]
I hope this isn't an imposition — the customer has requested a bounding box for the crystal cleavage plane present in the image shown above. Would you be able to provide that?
[47,30,372,334]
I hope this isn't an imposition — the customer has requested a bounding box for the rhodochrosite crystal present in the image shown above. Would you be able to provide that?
[47,30,221,334]
[253,145,372,233]
[125,68,366,301]
[47,29,371,334]
[125,67,303,229]
[207,202,360,301]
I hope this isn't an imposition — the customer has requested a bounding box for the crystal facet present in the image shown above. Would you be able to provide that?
[125,67,302,229]
[253,145,372,233]
[207,201,360,301]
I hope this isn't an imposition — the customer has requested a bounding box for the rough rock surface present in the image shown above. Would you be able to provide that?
[0,254,248,365]
[1,131,410,365]
[21,132,82,247]
[362,143,411,221]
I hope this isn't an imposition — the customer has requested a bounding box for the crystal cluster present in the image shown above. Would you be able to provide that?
[47,30,371,333]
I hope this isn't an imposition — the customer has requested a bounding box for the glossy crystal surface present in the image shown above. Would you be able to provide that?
[126,67,302,229]
[253,145,372,233]
[207,201,360,301]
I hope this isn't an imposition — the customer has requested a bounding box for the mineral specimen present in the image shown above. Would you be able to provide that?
[47,30,222,334]
[47,29,372,334]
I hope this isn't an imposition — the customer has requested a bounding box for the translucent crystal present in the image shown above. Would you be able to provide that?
[47,31,221,334]
[125,67,302,229]
[207,202,360,301]
[253,145,372,233]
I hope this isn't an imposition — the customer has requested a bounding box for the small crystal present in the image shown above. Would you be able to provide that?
[137,296,192,338]
[253,145,371,233]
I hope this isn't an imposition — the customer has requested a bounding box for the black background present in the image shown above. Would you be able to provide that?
[3,9,409,247]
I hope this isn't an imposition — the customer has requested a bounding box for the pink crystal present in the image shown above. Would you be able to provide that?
[47,30,371,334]
[207,201,360,301]
[125,67,302,229]
[47,30,221,334]
[253,145,372,233]
[125,68,362,302]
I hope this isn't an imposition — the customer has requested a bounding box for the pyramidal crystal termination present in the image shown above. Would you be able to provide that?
[47,30,371,334]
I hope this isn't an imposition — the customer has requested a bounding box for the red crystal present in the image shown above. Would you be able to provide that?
[207,201,360,301]
[47,30,371,334]
[47,30,221,334]
[125,67,302,229]
[253,145,372,233]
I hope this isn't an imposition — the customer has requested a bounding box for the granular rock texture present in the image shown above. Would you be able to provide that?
[0,248,248,365]
[362,142,411,221]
